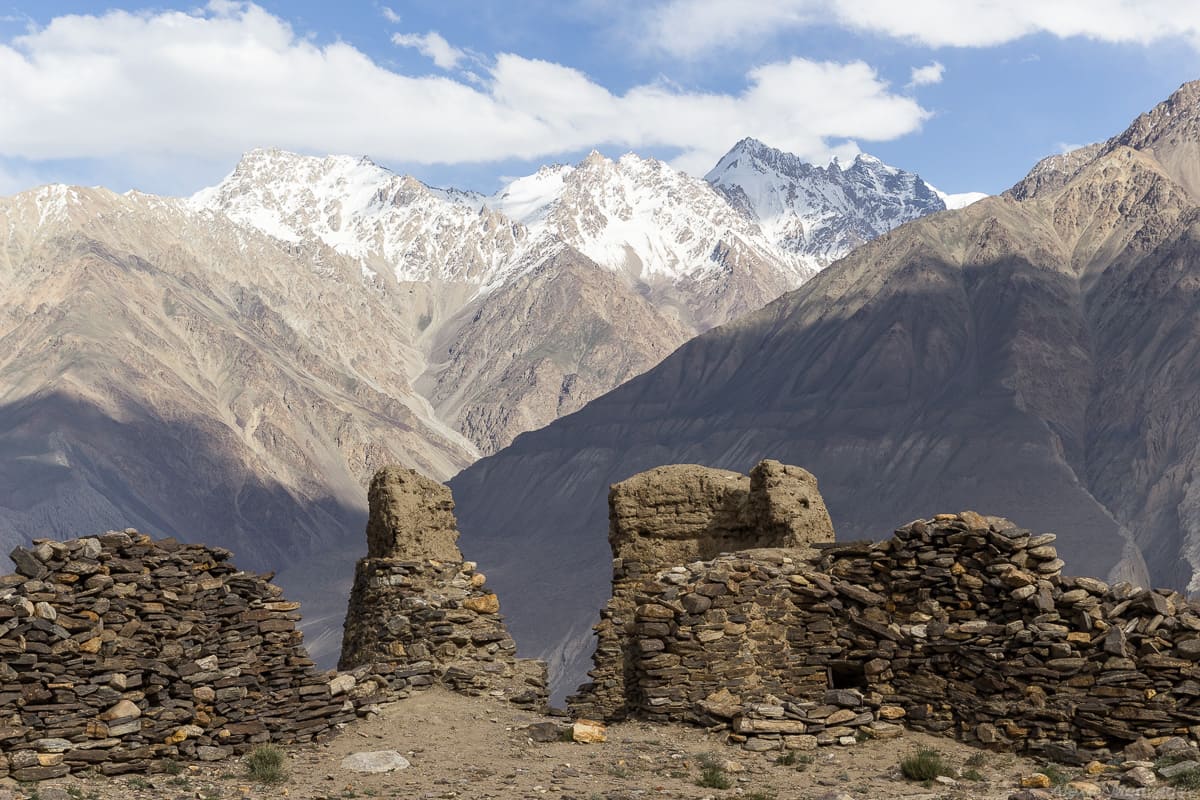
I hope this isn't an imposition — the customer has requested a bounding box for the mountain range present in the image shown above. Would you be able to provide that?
[0,139,950,664]
[450,79,1200,699]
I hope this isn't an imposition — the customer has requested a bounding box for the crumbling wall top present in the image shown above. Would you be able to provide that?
[606,459,834,567]
[747,459,834,548]
[365,466,461,561]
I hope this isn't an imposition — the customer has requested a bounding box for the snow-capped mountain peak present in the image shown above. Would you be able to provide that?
[191,141,962,331]
[488,163,574,226]
[483,148,813,295]
[190,149,534,286]
[705,137,956,266]
[933,188,989,209]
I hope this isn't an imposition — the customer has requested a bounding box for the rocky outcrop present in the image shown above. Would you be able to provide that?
[0,531,356,780]
[582,506,1200,763]
[569,460,833,720]
[339,467,546,709]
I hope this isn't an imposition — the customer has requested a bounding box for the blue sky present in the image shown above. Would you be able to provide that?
[2,1,1200,198]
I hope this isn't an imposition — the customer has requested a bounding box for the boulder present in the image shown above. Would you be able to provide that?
[340,750,411,773]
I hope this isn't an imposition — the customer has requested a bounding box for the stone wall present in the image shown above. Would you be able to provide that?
[339,467,547,709]
[581,506,1200,763]
[0,531,357,780]
[569,460,835,720]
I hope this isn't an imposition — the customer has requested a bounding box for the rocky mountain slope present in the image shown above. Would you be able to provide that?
[194,145,957,453]
[450,80,1200,699]
[0,185,484,660]
[0,142,955,666]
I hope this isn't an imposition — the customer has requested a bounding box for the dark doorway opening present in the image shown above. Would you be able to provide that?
[828,660,867,690]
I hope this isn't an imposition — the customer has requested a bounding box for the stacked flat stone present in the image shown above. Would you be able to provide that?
[338,557,545,707]
[577,507,1200,763]
[0,531,356,781]
[339,467,547,709]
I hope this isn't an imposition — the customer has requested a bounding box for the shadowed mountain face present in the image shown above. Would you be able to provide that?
[451,80,1200,699]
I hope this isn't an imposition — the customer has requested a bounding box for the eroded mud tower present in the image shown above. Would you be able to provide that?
[569,459,835,720]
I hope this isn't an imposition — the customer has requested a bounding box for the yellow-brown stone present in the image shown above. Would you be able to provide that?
[571,719,606,743]
[463,593,500,614]
[959,510,989,529]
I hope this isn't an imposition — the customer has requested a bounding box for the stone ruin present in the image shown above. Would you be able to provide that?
[338,466,547,708]
[7,454,1200,779]
[569,459,835,720]
[0,464,545,781]
[570,459,1200,764]
[0,531,356,781]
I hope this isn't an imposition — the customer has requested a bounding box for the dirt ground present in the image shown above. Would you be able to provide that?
[0,688,1118,800]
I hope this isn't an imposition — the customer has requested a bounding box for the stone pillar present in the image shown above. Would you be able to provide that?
[340,466,547,709]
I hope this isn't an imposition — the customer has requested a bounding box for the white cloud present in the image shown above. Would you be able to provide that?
[391,30,464,70]
[380,6,401,24]
[0,3,930,188]
[647,0,1200,57]
[908,61,944,87]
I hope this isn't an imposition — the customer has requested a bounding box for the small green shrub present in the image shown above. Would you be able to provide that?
[962,768,984,782]
[900,748,952,781]
[775,751,796,766]
[1168,767,1200,790]
[964,751,987,768]
[162,760,185,776]
[695,753,734,790]
[245,744,288,784]
[1040,763,1071,786]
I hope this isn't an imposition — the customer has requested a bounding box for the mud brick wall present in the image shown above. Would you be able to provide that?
[339,466,547,709]
[0,531,357,781]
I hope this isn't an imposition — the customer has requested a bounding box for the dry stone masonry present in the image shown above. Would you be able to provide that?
[339,466,547,708]
[0,531,357,781]
[0,465,548,781]
[571,461,1200,765]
